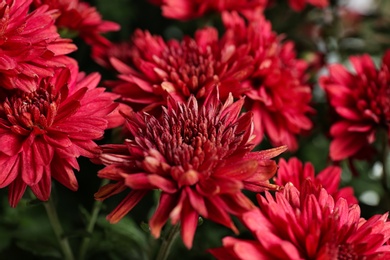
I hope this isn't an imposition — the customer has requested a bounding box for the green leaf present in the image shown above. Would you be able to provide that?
[16,240,62,258]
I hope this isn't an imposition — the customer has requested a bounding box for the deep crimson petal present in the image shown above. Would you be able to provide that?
[107,190,148,224]
[21,146,44,186]
[32,138,54,165]
[180,199,199,249]
[330,134,367,161]
[0,132,24,156]
[51,158,79,191]
[8,176,27,208]
[30,167,51,201]
[149,193,180,238]
[95,182,127,201]
[0,154,19,188]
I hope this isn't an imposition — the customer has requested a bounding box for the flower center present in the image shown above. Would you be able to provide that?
[157,39,218,97]
[3,87,60,135]
[337,243,358,260]
[145,98,243,182]
[355,72,390,125]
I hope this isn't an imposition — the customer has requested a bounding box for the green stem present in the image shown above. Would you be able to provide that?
[382,136,389,191]
[78,179,109,260]
[380,133,390,211]
[155,224,181,260]
[43,198,75,260]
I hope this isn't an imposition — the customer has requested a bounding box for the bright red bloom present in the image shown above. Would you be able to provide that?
[95,89,286,248]
[274,157,358,205]
[320,52,390,161]
[210,180,390,259]
[106,27,253,113]
[151,0,267,20]
[32,0,120,47]
[286,0,329,11]
[92,40,133,70]
[0,61,122,207]
[221,12,313,150]
[0,0,76,91]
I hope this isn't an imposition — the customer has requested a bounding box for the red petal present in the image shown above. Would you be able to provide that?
[21,147,44,186]
[180,200,199,249]
[95,182,127,201]
[30,167,51,201]
[107,190,148,224]
[0,154,19,188]
[149,193,180,238]
[8,175,27,207]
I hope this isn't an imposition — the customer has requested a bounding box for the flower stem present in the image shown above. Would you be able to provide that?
[43,198,75,260]
[78,179,109,260]
[155,224,181,260]
[380,133,390,211]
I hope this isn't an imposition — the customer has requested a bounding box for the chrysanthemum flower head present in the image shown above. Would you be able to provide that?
[0,61,122,207]
[287,0,329,11]
[106,27,253,113]
[210,179,390,259]
[274,157,358,205]
[150,0,267,20]
[320,51,390,161]
[0,0,77,91]
[32,0,120,47]
[221,12,314,150]
[95,88,287,248]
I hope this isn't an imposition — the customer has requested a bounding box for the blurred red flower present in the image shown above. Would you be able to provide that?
[320,52,390,161]
[95,89,286,248]
[286,0,329,11]
[149,0,267,20]
[32,0,120,47]
[0,61,122,207]
[104,28,253,112]
[0,0,76,92]
[274,157,358,205]
[210,180,390,259]
[222,12,314,150]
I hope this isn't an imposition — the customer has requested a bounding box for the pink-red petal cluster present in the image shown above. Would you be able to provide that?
[0,61,122,207]
[0,0,76,91]
[286,0,329,11]
[320,51,390,161]
[32,0,120,47]
[150,0,267,20]
[210,180,390,259]
[104,27,253,113]
[274,157,357,205]
[221,12,314,150]
[95,89,286,248]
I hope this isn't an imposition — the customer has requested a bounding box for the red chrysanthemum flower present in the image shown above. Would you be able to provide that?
[92,40,133,70]
[320,52,390,161]
[150,0,267,20]
[210,180,390,259]
[32,0,120,47]
[286,0,329,11]
[0,61,122,207]
[95,89,287,248]
[0,0,76,91]
[221,12,313,150]
[106,27,253,113]
[274,157,358,205]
